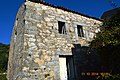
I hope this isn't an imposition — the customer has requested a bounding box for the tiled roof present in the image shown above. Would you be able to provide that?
[27,0,103,21]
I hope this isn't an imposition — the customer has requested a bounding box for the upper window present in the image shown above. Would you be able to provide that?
[58,21,66,34]
[77,25,84,37]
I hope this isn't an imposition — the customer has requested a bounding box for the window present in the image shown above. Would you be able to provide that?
[77,25,84,37]
[58,21,66,34]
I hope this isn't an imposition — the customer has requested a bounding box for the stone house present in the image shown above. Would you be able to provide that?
[7,0,103,80]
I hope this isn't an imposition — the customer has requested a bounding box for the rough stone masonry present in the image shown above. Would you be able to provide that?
[7,0,103,80]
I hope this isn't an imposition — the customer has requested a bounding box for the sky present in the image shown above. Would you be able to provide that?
[0,0,120,44]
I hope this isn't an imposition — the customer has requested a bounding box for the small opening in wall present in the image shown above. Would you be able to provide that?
[77,25,84,37]
[94,22,97,25]
[28,54,31,57]
[14,31,17,42]
[23,19,25,24]
[52,26,53,29]
[45,74,50,78]
[58,21,66,34]
[15,31,17,35]
[34,68,38,71]
[44,68,46,70]
[16,18,18,20]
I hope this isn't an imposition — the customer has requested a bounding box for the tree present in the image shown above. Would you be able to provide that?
[0,43,9,80]
[0,43,9,72]
[90,9,120,75]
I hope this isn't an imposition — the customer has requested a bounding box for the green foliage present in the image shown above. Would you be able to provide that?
[90,9,120,76]
[96,74,120,80]
[0,70,7,80]
[0,43,9,72]
[0,74,7,80]
[0,43,9,80]
[91,10,120,48]
[103,10,120,28]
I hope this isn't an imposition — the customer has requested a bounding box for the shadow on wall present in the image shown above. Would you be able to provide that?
[72,44,110,80]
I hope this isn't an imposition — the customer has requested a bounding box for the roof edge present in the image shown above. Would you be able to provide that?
[27,0,103,22]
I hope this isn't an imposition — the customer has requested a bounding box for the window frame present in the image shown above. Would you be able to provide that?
[77,25,84,37]
[58,21,67,34]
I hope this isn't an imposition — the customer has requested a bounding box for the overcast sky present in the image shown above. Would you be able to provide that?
[0,0,120,44]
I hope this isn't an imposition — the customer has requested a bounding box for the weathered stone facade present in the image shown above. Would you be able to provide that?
[7,0,102,80]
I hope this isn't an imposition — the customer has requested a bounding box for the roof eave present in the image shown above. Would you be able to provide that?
[27,0,103,22]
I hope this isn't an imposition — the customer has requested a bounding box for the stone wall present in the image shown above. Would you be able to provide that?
[7,4,26,80]
[7,1,102,80]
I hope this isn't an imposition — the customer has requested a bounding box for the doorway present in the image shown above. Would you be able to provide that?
[59,56,75,80]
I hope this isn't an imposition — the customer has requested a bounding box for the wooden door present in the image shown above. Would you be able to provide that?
[59,57,68,80]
